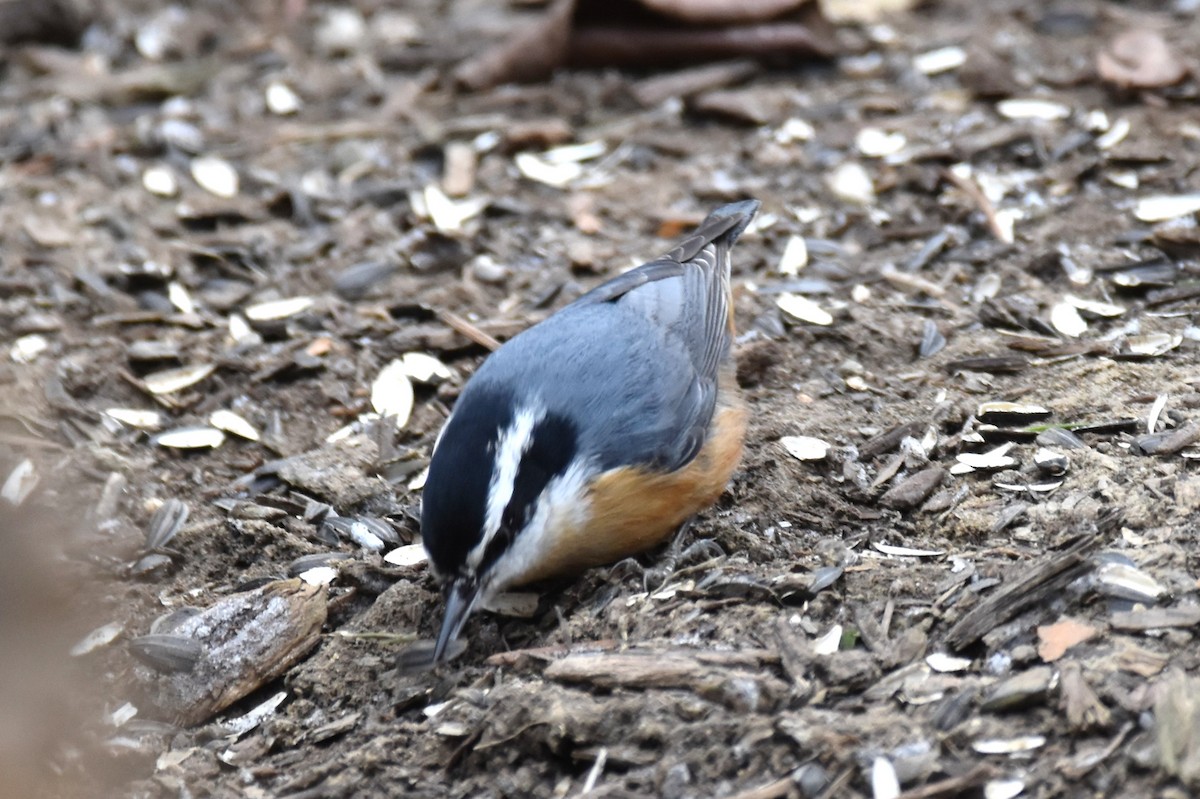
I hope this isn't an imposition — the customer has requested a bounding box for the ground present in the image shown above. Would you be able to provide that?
[3,0,1200,797]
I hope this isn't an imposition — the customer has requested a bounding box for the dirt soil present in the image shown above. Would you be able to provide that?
[4,0,1200,797]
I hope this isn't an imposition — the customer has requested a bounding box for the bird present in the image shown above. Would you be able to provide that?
[420,199,759,663]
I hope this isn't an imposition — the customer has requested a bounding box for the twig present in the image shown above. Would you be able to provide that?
[944,528,1105,650]
[725,774,795,799]
[940,168,1009,244]
[437,309,502,351]
[485,639,619,667]
[895,764,994,798]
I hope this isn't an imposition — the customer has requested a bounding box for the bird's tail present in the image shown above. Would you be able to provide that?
[667,199,760,266]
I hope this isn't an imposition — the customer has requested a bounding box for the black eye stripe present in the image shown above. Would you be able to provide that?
[479,413,578,574]
[421,388,514,580]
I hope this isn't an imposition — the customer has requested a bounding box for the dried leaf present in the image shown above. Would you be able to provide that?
[1036,618,1098,662]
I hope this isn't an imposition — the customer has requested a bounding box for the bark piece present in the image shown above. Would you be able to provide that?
[138,579,327,726]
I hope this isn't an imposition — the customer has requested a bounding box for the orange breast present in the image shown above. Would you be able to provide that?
[516,381,747,584]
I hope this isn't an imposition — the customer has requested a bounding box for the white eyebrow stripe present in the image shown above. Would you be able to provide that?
[469,403,543,570]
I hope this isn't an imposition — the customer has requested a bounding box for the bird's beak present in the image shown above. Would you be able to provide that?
[433,579,478,664]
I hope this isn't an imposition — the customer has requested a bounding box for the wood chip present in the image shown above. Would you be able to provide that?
[544,651,785,711]
[422,184,487,232]
[140,579,326,726]
[880,466,946,510]
[1111,605,1200,631]
[1131,423,1200,456]
[944,527,1105,650]
[1058,660,1111,731]
[1117,644,1169,677]
[1156,670,1200,788]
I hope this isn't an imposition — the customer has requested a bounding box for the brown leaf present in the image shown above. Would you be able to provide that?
[1037,618,1098,662]
[1097,29,1187,90]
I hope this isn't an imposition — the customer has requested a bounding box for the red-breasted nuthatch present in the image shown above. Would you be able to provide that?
[420,200,759,662]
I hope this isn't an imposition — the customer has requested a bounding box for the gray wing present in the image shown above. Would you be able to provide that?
[559,200,759,471]
[568,200,759,401]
